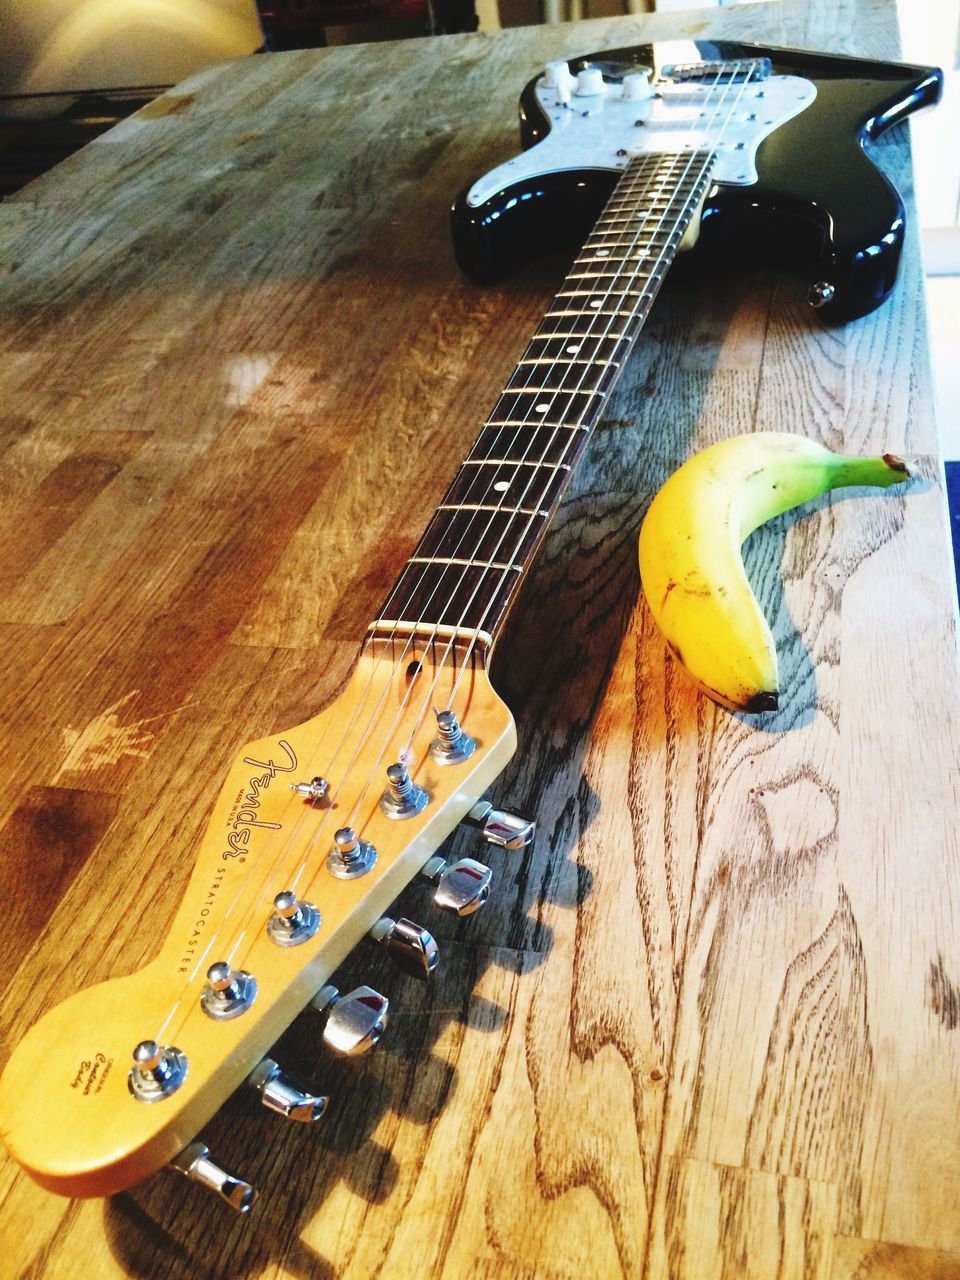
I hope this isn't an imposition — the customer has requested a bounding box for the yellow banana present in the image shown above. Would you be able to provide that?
[638,432,909,713]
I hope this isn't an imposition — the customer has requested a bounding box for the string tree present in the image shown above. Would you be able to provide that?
[290,775,329,805]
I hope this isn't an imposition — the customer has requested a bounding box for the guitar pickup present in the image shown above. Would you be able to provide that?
[662,58,771,84]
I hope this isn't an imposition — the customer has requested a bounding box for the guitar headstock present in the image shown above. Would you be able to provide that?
[0,644,528,1207]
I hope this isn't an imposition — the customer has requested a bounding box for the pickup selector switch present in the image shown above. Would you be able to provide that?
[544,60,575,91]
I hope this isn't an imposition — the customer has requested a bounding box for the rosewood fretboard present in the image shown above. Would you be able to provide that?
[370,150,716,654]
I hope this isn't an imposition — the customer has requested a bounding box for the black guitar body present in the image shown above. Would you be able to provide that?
[451,42,942,322]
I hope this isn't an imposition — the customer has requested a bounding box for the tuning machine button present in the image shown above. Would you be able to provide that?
[422,855,492,917]
[327,826,377,879]
[463,800,536,850]
[370,916,439,980]
[430,709,475,765]
[380,762,428,819]
[170,1141,256,1213]
[267,891,321,946]
[128,1040,188,1102]
[248,1057,328,1123]
[574,67,606,97]
[311,984,389,1056]
[200,962,257,1020]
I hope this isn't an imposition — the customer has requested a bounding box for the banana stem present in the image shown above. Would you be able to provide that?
[833,452,910,490]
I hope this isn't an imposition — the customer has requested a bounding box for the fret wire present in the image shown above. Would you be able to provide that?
[480,424,591,434]
[517,357,621,367]
[438,503,550,517]
[408,555,524,573]
[381,149,719,635]
[462,457,572,469]
[378,124,757,650]
[496,381,601,391]
[526,330,631,340]
[556,289,651,298]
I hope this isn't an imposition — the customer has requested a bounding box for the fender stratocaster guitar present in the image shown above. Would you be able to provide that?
[0,39,941,1211]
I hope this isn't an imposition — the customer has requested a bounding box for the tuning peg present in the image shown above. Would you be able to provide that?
[462,800,536,850]
[170,1141,256,1213]
[421,855,492,917]
[327,826,378,879]
[128,1039,188,1102]
[429,708,476,764]
[370,915,439,980]
[200,962,257,1020]
[247,1057,328,1123]
[380,762,428,818]
[267,890,321,946]
[311,984,389,1056]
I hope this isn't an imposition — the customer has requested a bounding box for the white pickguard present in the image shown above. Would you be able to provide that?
[466,68,817,208]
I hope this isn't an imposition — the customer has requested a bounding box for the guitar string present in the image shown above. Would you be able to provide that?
[153,59,755,1045]
[154,64,745,1044]
[393,63,757,757]
[214,69,744,988]
[318,85,744,833]
[292,64,755,851]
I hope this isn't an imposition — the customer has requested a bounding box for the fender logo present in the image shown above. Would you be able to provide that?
[222,740,298,861]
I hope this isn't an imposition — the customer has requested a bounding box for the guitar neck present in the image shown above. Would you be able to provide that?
[369,150,716,653]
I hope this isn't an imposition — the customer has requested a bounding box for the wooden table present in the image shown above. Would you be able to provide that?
[1,1,959,1275]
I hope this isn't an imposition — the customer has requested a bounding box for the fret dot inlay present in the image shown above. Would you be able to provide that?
[372,148,718,649]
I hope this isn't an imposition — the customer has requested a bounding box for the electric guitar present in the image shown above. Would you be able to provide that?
[0,38,941,1212]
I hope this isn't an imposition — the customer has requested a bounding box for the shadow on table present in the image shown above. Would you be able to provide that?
[102,263,838,1277]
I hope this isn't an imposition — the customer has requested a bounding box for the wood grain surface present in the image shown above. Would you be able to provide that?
[1,0,958,1275]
